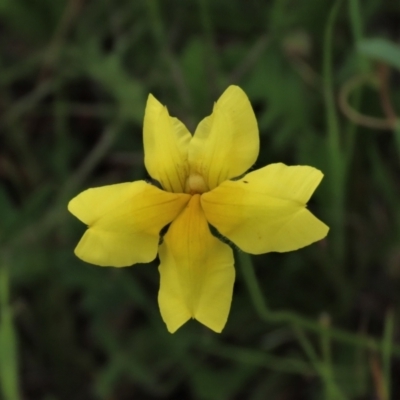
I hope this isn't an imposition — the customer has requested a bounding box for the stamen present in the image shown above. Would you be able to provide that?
[185,173,208,194]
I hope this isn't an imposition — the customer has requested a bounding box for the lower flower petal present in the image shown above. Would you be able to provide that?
[201,163,329,254]
[68,181,190,267]
[158,195,235,333]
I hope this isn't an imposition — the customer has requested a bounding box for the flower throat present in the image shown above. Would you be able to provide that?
[185,173,208,194]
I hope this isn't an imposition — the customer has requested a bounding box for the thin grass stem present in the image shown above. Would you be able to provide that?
[382,309,394,400]
[323,0,346,263]
[294,325,347,399]
[0,257,21,400]
[145,0,193,115]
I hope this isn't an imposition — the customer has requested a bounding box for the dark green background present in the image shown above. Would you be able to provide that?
[1,0,400,399]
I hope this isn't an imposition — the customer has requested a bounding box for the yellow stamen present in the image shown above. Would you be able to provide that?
[185,173,208,194]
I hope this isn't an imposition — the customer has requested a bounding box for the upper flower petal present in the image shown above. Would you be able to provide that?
[143,94,192,193]
[188,85,259,190]
[201,163,329,254]
[68,181,190,267]
[158,195,235,333]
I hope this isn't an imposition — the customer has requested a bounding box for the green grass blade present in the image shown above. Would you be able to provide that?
[0,263,21,400]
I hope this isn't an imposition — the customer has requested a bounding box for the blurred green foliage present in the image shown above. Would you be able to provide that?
[1,0,400,399]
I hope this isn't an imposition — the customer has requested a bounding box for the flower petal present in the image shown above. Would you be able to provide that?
[68,181,190,267]
[201,163,329,254]
[143,94,191,193]
[188,85,259,190]
[158,195,235,333]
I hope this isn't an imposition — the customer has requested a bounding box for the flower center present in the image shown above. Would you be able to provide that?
[185,173,208,194]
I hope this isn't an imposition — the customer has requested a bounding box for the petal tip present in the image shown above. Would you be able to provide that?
[67,191,89,222]
[145,93,164,114]
[147,92,159,103]
[195,315,226,333]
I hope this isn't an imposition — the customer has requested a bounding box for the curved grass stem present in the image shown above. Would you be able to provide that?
[238,251,400,357]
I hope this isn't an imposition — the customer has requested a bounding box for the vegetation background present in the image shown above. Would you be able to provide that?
[1,0,400,399]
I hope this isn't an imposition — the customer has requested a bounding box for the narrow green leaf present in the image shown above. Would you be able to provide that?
[0,265,21,400]
[358,38,400,70]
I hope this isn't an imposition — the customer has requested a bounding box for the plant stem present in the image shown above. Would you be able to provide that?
[323,0,346,263]
[0,256,21,400]
[238,251,400,357]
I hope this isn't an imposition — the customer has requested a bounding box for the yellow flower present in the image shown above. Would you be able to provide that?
[68,86,329,333]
